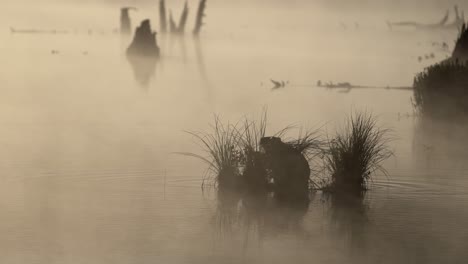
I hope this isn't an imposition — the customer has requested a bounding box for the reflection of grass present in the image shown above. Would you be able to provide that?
[413,61,468,118]
[322,113,392,191]
[324,191,368,249]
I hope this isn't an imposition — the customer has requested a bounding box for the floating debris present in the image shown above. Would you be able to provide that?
[387,9,449,30]
[270,79,288,89]
[316,80,412,91]
[387,6,464,31]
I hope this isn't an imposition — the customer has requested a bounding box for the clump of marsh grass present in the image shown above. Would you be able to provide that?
[179,116,243,189]
[181,111,323,194]
[413,60,468,118]
[413,23,468,118]
[238,112,269,191]
[321,113,392,191]
[452,23,468,62]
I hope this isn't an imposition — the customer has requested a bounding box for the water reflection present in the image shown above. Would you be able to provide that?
[413,116,468,166]
[126,19,160,88]
[324,191,369,253]
[214,189,311,244]
[126,55,157,89]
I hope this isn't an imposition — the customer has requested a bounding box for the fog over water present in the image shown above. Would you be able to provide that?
[1,1,468,263]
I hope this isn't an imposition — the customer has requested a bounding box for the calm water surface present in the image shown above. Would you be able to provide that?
[1,1,468,263]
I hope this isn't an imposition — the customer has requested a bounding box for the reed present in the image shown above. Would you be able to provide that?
[413,60,468,118]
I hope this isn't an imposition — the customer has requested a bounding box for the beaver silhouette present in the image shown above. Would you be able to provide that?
[260,137,310,201]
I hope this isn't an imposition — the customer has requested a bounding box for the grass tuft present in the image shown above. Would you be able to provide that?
[178,116,243,189]
[322,112,393,191]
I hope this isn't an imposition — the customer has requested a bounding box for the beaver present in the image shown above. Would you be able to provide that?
[260,137,310,201]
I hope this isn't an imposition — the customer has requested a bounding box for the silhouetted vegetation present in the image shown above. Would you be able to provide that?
[452,23,468,61]
[183,112,392,197]
[238,113,269,192]
[413,61,468,118]
[412,23,468,118]
[321,113,392,192]
[181,113,321,200]
[182,117,243,189]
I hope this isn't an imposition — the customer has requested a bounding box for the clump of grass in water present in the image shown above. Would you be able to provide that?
[180,116,243,189]
[238,112,269,191]
[182,112,322,194]
[322,113,392,192]
[413,23,468,118]
[413,61,468,118]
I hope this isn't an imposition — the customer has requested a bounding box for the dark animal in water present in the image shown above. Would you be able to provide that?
[242,149,269,192]
[120,7,136,35]
[260,137,310,201]
[127,19,160,57]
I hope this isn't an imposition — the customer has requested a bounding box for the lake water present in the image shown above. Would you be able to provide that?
[1,1,468,263]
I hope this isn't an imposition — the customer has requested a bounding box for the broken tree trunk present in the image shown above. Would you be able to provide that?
[159,0,167,33]
[169,11,177,34]
[127,19,160,57]
[177,1,189,33]
[120,7,136,35]
[193,0,207,36]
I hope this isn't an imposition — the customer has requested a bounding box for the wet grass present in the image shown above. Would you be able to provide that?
[321,113,392,192]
